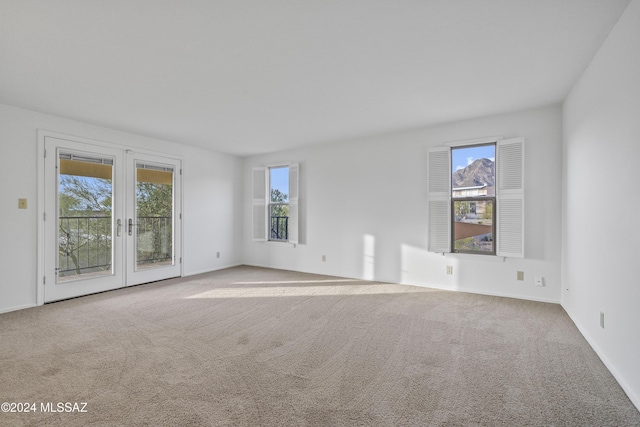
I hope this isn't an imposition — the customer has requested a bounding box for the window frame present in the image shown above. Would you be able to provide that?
[451,197,496,255]
[450,142,496,256]
[268,165,290,243]
[252,162,299,245]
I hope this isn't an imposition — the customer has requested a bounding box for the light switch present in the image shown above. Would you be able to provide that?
[18,198,27,209]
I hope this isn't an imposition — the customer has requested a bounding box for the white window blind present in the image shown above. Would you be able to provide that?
[136,162,174,172]
[288,163,299,245]
[427,147,451,253]
[59,152,114,165]
[252,167,267,241]
[496,138,524,258]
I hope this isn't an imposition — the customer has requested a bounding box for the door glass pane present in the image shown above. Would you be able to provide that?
[136,164,173,270]
[58,153,114,281]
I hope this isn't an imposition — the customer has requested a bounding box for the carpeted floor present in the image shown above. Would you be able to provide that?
[1,266,639,426]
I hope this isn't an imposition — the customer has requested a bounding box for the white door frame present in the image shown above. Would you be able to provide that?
[36,130,183,305]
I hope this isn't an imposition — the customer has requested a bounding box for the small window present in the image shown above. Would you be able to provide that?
[252,163,300,244]
[269,166,289,241]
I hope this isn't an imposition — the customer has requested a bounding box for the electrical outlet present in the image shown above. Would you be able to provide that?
[18,198,27,209]
[535,276,544,287]
[517,271,524,281]
[600,312,605,329]
[322,255,326,262]
[446,265,453,275]
[216,252,221,259]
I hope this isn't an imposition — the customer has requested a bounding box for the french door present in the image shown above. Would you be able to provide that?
[42,136,181,302]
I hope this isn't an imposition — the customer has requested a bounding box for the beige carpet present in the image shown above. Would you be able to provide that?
[1,266,638,426]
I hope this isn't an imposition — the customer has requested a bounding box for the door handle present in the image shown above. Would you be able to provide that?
[128,218,134,236]
[116,219,122,237]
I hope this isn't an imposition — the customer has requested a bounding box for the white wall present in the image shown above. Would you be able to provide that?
[0,103,243,314]
[562,0,640,410]
[243,104,563,303]
[182,146,244,276]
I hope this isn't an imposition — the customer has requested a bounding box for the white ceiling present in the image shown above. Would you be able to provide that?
[0,0,631,156]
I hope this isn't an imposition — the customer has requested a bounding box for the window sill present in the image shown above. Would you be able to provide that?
[259,240,297,248]
[444,252,506,262]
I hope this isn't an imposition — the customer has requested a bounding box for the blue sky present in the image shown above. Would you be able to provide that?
[452,145,495,172]
[270,166,289,199]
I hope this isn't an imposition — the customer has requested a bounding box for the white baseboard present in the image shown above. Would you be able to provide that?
[0,303,37,315]
[416,281,560,304]
[183,263,243,277]
[242,262,275,270]
[243,263,560,304]
[563,306,640,413]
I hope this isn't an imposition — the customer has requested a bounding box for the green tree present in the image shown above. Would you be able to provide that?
[482,201,493,221]
[454,201,470,218]
[59,175,112,215]
[136,182,173,265]
[270,189,289,217]
[136,182,172,217]
[270,189,289,239]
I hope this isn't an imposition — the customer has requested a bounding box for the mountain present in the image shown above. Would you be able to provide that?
[452,158,495,188]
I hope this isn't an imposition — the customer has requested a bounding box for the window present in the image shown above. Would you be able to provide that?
[451,144,495,254]
[269,166,289,241]
[252,163,299,244]
[427,138,524,258]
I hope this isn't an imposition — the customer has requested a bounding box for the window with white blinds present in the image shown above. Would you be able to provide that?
[252,163,299,244]
[427,137,524,258]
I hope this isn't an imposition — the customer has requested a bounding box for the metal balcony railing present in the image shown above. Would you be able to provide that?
[135,216,173,266]
[270,216,288,241]
[58,215,172,277]
[58,216,112,277]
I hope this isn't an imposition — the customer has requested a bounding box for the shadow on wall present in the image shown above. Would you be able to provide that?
[401,243,460,290]
[361,232,459,290]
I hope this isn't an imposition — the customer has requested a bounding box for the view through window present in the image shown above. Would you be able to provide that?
[58,154,114,281]
[135,164,174,269]
[451,144,496,254]
[269,166,289,241]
